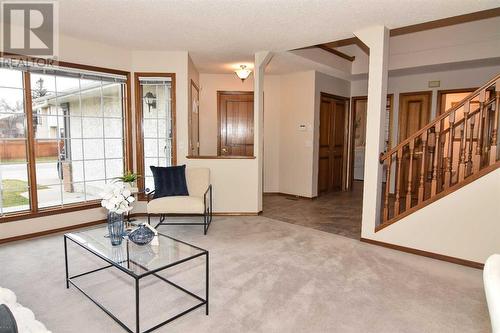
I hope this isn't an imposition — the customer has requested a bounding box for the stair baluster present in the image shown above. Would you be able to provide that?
[378,74,500,230]
[406,139,415,210]
[431,123,440,197]
[394,148,403,215]
[444,112,455,188]
[383,156,391,222]
[418,131,427,203]
[459,102,469,182]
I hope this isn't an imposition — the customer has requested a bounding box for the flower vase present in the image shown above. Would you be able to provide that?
[107,212,124,246]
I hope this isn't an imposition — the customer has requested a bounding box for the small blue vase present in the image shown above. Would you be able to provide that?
[107,212,124,246]
[129,224,155,245]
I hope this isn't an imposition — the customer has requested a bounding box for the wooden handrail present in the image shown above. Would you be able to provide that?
[378,73,500,229]
[380,73,500,162]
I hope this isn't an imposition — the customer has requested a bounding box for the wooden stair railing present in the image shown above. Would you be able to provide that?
[378,73,500,230]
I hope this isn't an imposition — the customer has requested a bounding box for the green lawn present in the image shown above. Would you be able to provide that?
[2,179,48,208]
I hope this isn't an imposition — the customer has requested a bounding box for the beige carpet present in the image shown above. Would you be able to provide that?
[0,216,490,332]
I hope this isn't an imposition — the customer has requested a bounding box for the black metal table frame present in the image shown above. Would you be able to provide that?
[64,233,209,333]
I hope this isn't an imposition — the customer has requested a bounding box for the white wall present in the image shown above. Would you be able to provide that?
[278,71,316,197]
[348,17,500,75]
[263,75,281,192]
[366,169,500,264]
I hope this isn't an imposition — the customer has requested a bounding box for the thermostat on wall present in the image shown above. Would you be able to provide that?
[428,80,441,88]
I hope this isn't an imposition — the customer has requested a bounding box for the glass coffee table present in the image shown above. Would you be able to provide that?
[64,227,208,333]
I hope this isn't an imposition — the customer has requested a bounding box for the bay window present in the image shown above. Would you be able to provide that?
[0,58,131,218]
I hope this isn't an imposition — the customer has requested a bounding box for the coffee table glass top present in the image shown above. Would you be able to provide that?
[66,227,206,277]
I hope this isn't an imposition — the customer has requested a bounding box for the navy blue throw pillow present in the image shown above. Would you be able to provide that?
[150,165,189,198]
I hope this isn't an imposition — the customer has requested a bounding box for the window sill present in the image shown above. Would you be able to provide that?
[0,201,102,223]
[186,155,256,160]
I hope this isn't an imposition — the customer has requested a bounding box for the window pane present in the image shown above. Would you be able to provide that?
[35,156,61,185]
[143,119,158,137]
[140,79,173,193]
[0,114,26,138]
[32,73,126,210]
[85,180,105,200]
[0,87,24,115]
[81,87,103,117]
[33,116,64,139]
[145,176,154,191]
[30,74,56,94]
[144,139,158,157]
[0,68,30,215]
[82,117,104,138]
[106,159,124,179]
[0,164,30,214]
[83,139,104,159]
[144,158,157,177]
[38,184,62,208]
[0,68,23,89]
[104,118,122,137]
[84,160,105,181]
[62,182,86,205]
[104,139,123,158]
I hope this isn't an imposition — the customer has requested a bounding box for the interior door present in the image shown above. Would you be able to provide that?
[398,92,432,142]
[218,91,254,156]
[398,91,432,203]
[318,94,347,194]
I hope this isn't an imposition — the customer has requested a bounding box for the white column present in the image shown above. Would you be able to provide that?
[254,51,273,211]
[354,26,389,237]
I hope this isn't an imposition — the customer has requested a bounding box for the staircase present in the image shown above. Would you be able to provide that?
[378,74,500,231]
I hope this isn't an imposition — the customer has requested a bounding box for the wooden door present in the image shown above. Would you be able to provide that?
[398,91,432,142]
[398,92,431,203]
[318,94,347,194]
[218,91,254,156]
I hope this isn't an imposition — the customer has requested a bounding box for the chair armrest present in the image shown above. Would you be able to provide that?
[145,188,155,203]
[203,185,212,210]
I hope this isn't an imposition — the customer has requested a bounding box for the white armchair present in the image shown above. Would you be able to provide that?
[146,168,212,234]
[484,254,500,333]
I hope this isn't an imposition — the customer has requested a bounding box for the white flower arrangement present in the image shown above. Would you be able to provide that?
[99,182,135,214]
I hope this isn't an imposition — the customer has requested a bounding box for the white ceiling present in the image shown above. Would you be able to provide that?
[58,0,499,73]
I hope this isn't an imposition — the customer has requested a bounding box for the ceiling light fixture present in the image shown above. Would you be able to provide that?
[235,65,252,82]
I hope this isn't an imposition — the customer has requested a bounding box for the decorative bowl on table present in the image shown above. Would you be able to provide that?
[128,224,155,245]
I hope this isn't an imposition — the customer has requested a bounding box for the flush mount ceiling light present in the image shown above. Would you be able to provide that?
[235,65,252,82]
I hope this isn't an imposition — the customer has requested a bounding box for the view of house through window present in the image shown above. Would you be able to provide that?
[139,76,174,191]
[0,68,30,214]
[0,63,128,215]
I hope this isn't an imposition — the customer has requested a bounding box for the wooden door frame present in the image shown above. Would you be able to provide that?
[134,72,176,200]
[318,92,350,194]
[397,90,432,144]
[348,94,393,189]
[436,87,477,115]
[217,90,254,156]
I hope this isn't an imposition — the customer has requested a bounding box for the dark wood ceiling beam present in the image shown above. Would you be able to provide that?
[390,7,500,37]
[315,44,355,62]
